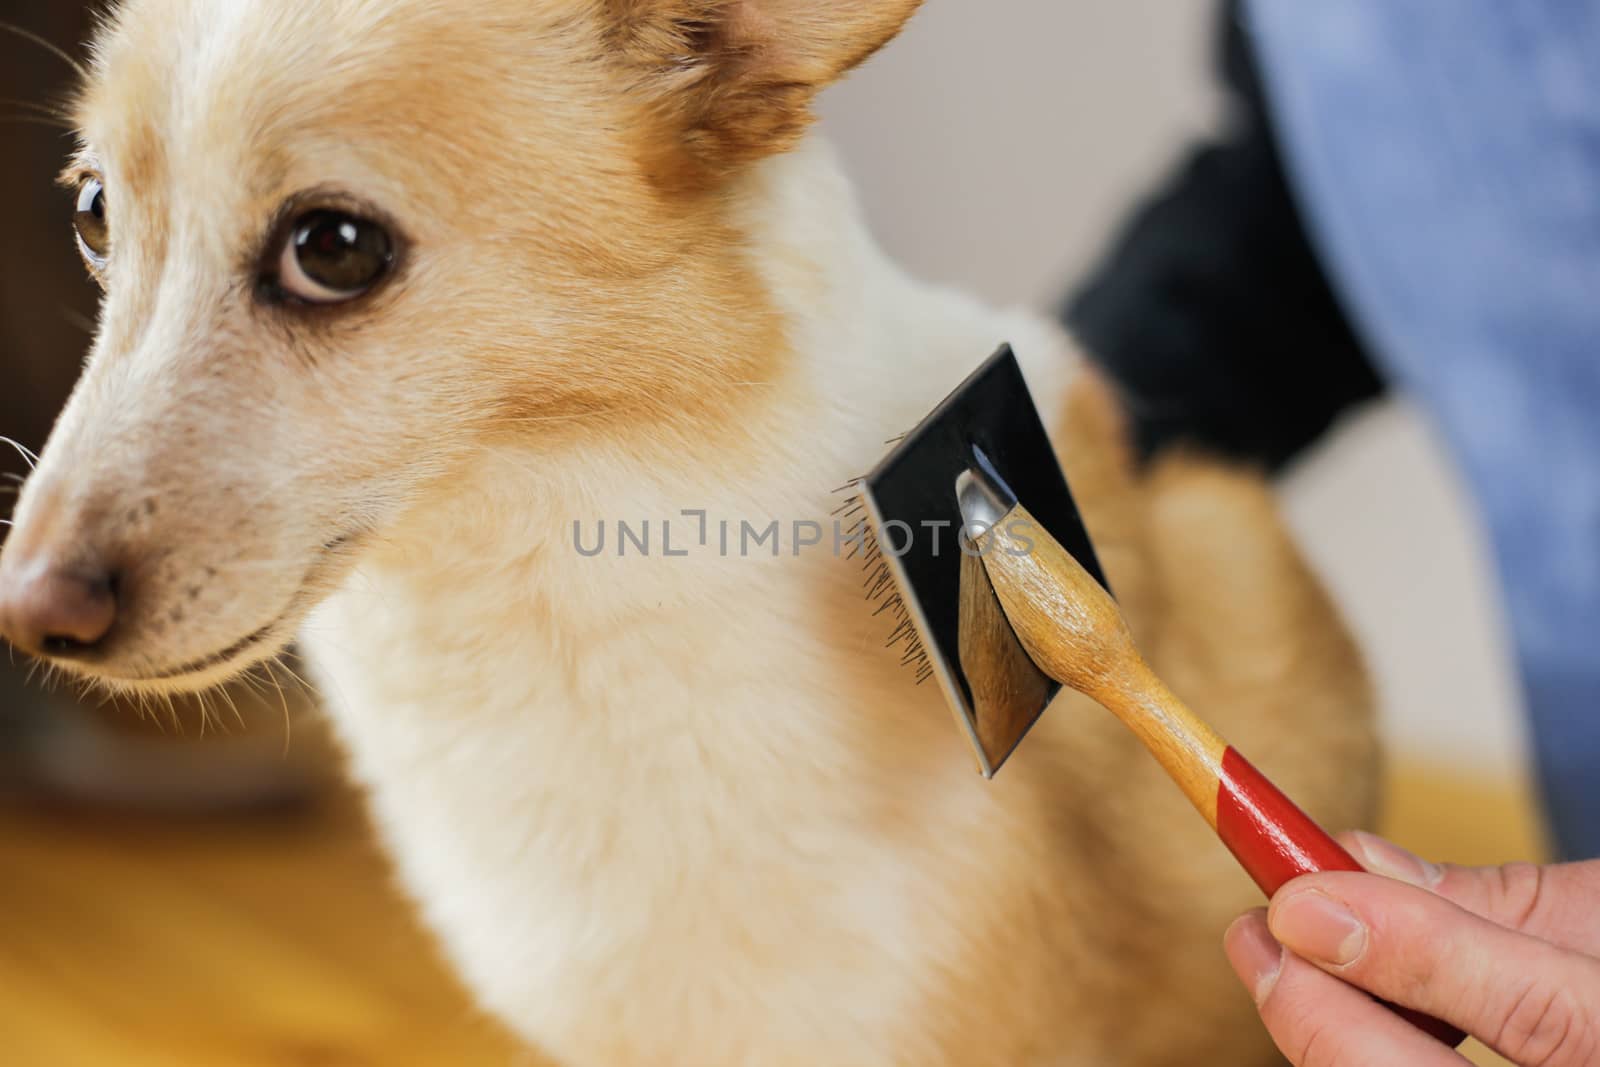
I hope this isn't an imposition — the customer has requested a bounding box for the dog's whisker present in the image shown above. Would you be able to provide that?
[215,684,247,733]
[0,114,74,133]
[0,97,73,125]
[262,660,296,756]
[193,690,215,737]
[60,306,98,335]
[0,436,39,469]
[0,21,89,80]
[269,656,316,699]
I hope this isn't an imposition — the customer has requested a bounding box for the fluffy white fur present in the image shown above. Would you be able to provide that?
[306,138,1078,1063]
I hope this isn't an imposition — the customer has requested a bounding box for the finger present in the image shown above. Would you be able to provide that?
[1339,831,1600,956]
[1269,873,1600,1066]
[1225,910,1468,1067]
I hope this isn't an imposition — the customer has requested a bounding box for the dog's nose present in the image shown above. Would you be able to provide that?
[0,558,118,657]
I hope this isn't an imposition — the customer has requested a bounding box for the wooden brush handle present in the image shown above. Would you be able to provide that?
[978,505,1464,1047]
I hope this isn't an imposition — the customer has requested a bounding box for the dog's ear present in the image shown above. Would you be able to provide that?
[605,0,922,190]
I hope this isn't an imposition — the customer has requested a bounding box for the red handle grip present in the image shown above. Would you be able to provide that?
[1215,747,1465,1048]
[1216,746,1363,895]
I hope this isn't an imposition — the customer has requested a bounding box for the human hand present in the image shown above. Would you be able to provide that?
[1224,831,1600,1066]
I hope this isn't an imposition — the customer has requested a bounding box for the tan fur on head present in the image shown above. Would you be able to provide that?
[9,0,905,687]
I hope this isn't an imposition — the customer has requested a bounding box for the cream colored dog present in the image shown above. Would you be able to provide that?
[0,2,1377,1063]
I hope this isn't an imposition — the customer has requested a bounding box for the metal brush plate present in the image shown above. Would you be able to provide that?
[861,345,1109,776]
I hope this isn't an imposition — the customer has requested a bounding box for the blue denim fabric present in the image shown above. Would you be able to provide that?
[1246,1,1600,858]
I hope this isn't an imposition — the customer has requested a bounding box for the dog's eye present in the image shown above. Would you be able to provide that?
[276,210,393,304]
[74,177,110,266]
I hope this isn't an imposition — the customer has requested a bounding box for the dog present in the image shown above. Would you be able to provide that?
[0,2,1377,1063]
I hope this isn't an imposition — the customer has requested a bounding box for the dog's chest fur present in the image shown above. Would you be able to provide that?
[304,139,1086,1064]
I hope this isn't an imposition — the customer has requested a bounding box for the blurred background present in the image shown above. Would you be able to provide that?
[817,2,1544,855]
[0,2,1547,1065]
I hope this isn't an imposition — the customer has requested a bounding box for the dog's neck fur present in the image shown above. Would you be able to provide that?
[300,134,1076,1058]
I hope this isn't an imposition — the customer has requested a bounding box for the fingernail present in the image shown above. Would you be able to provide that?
[1225,910,1283,1005]
[1347,831,1442,887]
[1271,890,1367,966]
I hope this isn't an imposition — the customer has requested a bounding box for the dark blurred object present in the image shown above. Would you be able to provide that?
[0,4,329,811]
[0,3,99,456]
[1066,0,1384,471]
[0,655,327,814]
